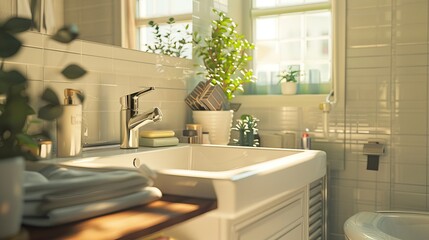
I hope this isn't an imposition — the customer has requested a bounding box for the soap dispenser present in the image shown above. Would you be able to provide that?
[301,129,311,150]
[57,88,82,157]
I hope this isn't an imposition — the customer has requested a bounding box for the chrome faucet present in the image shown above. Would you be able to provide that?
[120,87,163,149]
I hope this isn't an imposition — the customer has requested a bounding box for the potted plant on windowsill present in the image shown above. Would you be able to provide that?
[186,9,255,145]
[0,17,85,238]
[278,67,300,95]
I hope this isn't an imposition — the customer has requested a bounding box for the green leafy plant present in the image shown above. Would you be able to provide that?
[193,9,255,101]
[278,67,300,83]
[144,17,192,58]
[232,114,259,147]
[0,17,86,160]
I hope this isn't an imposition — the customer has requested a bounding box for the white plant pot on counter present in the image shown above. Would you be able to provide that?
[0,157,24,239]
[280,82,297,95]
[192,110,233,145]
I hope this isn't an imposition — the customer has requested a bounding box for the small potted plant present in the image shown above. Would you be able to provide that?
[232,114,260,147]
[278,67,300,95]
[0,17,85,238]
[187,9,255,145]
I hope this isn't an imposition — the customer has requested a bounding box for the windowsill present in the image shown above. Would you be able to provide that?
[232,94,327,108]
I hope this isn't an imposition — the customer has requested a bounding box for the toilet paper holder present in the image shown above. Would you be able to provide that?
[363,141,385,156]
[363,141,385,171]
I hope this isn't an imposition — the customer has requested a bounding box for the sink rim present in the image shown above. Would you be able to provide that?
[158,146,324,181]
[62,144,325,181]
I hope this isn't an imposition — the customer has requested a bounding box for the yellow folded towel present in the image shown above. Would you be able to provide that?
[140,130,175,138]
[139,137,179,147]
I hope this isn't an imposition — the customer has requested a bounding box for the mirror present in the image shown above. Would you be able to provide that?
[63,1,124,47]
[19,0,193,55]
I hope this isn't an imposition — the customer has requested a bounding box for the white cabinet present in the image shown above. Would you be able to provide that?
[164,178,326,240]
[232,189,305,240]
[277,224,303,240]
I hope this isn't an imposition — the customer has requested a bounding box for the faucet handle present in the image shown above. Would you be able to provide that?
[120,87,155,110]
[129,87,155,99]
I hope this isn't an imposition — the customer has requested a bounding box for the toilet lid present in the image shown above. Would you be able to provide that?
[344,212,399,240]
[345,211,429,240]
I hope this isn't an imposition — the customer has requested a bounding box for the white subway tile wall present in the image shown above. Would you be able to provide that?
[4,30,192,146]
[3,0,429,238]
[236,0,429,239]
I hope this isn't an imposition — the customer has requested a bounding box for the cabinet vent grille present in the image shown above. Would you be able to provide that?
[309,178,326,240]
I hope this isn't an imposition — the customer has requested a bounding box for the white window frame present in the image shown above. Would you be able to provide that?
[232,0,345,108]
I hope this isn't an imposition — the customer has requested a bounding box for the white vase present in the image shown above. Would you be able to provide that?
[192,110,234,145]
[0,157,24,239]
[281,82,297,95]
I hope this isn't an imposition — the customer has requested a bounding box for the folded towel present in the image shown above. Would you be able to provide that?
[23,187,162,227]
[140,130,175,138]
[24,168,153,201]
[24,183,145,217]
[23,162,158,217]
[139,137,179,147]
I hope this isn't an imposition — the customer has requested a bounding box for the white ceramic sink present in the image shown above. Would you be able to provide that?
[61,145,326,213]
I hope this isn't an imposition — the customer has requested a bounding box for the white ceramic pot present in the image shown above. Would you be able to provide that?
[280,82,297,95]
[192,110,234,145]
[0,157,24,239]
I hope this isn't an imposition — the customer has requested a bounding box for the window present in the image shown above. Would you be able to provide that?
[135,0,193,58]
[247,0,332,95]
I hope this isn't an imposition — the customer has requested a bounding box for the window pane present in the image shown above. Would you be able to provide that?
[280,41,301,61]
[306,12,330,37]
[138,0,192,18]
[251,65,281,94]
[136,0,192,58]
[171,0,193,15]
[305,63,330,83]
[278,0,305,6]
[279,14,301,39]
[139,22,191,44]
[254,0,276,8]
[306,39,329,59]
[255,42,280,64]
[138,21,192,58]
[255,17,278,40]
[252,11,331,94]
[297,63,330,94]
[139,0,168,17]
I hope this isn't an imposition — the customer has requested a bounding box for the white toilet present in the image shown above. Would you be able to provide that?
[344,211,429,240]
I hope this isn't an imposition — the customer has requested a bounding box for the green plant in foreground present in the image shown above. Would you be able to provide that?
[278,66,300,83]
[0,17,86,160]
[194,9,255,101]
[144,17,192,58]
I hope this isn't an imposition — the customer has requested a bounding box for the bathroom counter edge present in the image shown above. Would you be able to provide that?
[24,194,217,240]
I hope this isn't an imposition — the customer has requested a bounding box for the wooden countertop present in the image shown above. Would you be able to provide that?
[24,195,217,240]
